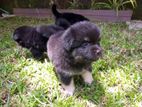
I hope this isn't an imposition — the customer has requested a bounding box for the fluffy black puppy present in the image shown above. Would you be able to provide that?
[13,25,64,58]
[47,21,102,95]
[51,4,89,29]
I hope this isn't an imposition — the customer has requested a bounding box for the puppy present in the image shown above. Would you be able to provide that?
[13,25,64,59]
[47,21,102,95]
[51,4,89,29]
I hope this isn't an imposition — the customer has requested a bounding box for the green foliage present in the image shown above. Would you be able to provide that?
[0,8,9,14]
[91,0,137,15]
[68,0,79,9]
[15,0,51,8]
[68,0,91,9]
[0,17,142,106]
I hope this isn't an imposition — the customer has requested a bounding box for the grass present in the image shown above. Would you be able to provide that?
[0,17,142,107]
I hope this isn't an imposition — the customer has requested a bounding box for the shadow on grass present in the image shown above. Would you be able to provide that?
[20,49,49,62]
[74,74,105,105]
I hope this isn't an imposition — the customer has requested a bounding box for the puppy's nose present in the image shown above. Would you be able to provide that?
[92,45,102,55]
[96,49,102,56]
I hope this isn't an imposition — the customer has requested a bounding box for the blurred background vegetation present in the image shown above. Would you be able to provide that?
[0,0,142,19]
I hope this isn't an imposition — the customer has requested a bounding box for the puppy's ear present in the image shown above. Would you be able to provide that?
[62,28,82,51]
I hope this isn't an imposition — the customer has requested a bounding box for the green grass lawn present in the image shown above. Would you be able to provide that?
[0,17,142,107]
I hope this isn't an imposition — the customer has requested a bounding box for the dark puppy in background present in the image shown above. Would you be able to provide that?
[47,21,102,95]
[51,4,89,29]
[13,25,64,59]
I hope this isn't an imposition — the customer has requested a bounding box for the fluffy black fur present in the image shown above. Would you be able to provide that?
[13,25,64,59]
[51,4,89,29]
[47,21,102,95]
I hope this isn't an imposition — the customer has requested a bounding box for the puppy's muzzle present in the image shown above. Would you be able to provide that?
[13,34,19,41]
[95,48,102,56]
[13,34,22,44]
[91,45,102,57]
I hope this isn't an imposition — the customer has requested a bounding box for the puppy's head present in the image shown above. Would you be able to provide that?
[62,21,102,63]
[13,26,35,48]
[72,43,102,64]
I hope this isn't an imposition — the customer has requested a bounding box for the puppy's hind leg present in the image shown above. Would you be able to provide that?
[30,48,43,59]
[58,73,75,96]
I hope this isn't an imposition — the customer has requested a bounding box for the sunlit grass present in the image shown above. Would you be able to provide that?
[0,17,142,107]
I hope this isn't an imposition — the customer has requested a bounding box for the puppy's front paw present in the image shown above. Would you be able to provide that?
[61,79,75,96]
[81,71,94,85]
[61,88,74,96]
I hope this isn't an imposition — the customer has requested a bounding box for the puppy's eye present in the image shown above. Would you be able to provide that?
[81,42,89,47]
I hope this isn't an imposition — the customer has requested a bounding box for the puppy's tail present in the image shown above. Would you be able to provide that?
[51,4,60,18]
